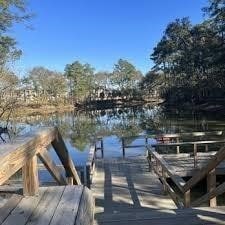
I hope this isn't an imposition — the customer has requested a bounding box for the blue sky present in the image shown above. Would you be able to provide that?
[12,0,207,76]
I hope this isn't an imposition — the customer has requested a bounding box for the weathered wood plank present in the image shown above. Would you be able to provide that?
[1,188,46,225]
[75,186,94,225]
[26,186,65,225]
[22,155,39,196]
[51,128,81,185]
[50,185,83,225]
[37,149,67,185]
[0,127,56,186]
[0,195,23,224]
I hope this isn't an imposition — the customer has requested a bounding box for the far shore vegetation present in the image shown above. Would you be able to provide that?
[1,0,225,123]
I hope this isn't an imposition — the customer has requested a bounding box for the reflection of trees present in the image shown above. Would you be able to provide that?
[69,114,99,151]
[6,105,225,150]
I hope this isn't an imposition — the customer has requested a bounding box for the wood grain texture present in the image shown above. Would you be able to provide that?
[51,128,81,185]
[37,148,67,185]
[75,186,94,225]
[22,155,39,196]
[25,186,65,225]
[0,127,56,186]
[0,195,23,224]
[1,188,46,225]
[50,186,83,225]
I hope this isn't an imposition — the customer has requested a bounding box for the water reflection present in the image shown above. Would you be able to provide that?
[1,105,225,161]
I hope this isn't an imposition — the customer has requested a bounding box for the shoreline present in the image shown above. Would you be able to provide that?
[13,104,74,117]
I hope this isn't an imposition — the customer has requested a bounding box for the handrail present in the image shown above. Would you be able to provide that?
[121,130,223,140]
[183,144,225,192]
[147,147,186,192]
[0,127,81,196]
[147,143,225,208]
[151,139,225,147]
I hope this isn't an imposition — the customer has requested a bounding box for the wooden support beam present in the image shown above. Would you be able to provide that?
[194,144,197,168]
[176,138,180,154]
[37,148,67,185]
[22,155,39,196]
[207,169,217,207]
[51,128,81,185]
[184,190,191,208]
[192,181,225,207]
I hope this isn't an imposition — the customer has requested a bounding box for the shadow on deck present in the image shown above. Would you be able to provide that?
[92,156,225,225]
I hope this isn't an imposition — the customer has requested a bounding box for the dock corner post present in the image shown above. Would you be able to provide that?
[86,165,91,188]
[184,190,191,208]
[194,144,198,168]
[22,155,39,196]
[122,137,125,158]
[67,176,74,185]
[145,136,148,146]
[162,169,167,194]
[101,138,104,158]
[207,168,217,207]
[205,144,209,152]
[147,150,152,171]
[176,138,180,154]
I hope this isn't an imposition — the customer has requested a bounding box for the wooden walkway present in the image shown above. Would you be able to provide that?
[162,152,225,177]
[0,185,93,225]
[0,127,94,225]
[92,156,225,225]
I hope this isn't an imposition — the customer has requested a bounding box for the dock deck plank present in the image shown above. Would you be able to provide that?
[0,185,94,225]
[93,155,225,225]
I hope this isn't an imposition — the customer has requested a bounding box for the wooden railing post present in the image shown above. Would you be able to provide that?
[162,168,167,193]
[101,138,104,158]
[145,137,148,146]
[194,144,197,168]
[176,138,180,154]
[122,138,125,158]
[184,190,190,208]
[67,177,74,185]
[205,144,209,152]
[22,155,39,196]
[207,169,217,207]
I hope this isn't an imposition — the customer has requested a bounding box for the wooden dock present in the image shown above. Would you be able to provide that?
[92,156,225,225]
[0,185,92,225]
[0,127,94,225]
[2,128,225,225]
[92,130,225,225]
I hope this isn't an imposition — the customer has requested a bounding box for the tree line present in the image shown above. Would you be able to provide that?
[143,0,225,107]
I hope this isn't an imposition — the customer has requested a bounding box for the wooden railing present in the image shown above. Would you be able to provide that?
[121,131,223,157]
[0,127,81,196]
[147,141,225,208]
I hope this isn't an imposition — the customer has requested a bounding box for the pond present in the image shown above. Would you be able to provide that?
[1,105,225,183]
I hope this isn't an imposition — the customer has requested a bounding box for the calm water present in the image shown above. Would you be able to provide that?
[1,105,225,182]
